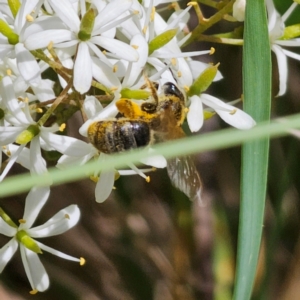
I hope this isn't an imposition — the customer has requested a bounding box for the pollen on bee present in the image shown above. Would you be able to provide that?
[18,219,26,224]
[6,69,12,76]
[29,289,38,295]
[26,14,34,22]
[59,123,66,132]
[80,257,86,266]
[230,109,237,115]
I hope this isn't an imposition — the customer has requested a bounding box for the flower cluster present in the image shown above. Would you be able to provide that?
[0,0,298,293]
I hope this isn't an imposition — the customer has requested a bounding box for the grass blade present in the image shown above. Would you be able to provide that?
[233,0,271,299]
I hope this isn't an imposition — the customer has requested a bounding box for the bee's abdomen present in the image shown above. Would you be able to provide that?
[88,120,151,154]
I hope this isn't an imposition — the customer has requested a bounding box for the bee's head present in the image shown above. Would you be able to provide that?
[162,82,185,103]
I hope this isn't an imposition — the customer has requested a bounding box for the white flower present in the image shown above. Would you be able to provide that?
[0,0,44,85]
[24,0,139,93]
[187,94,256,132]
[0,76,88,180]
[233,0,246,22]
[0,186,83,293]
[267,0,300,96]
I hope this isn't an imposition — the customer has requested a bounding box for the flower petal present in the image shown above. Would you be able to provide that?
[28,205,80,237]
[30,136,48,176]
[95,165,115,203]
[73,42,92,94]
[83,95,104,119]
[40,131,91,156]
[0,238,18,273]
[15,43,41,85]
[140,149,167,168]
[201,94,256,129]
[25,29,75,50]
[272,44,288,96]
[91,36,139,62]
[21,187,50,230]
[20,245,50,292]
[0,218,17,237]
[187,95,204,132]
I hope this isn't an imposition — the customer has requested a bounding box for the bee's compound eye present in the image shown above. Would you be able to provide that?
[141,102,157,113]
[163,82,184,100]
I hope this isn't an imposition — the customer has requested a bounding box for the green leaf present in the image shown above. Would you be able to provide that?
[233,0,271,299]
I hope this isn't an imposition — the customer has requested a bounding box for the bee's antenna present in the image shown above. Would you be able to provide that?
[143,74,159,105]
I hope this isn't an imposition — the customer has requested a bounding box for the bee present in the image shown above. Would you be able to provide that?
[88,82,202,202]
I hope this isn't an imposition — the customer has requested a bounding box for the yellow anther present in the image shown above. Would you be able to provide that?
[209,47,215,55]
[18,219,26,224]
[80,257,86,266]
[6,69,12,76]
[59,123,66,132]
[113,65,118,73]
[131,44,139,49]
[168,3,176,9]
[142,26,147,34]
[47,41,54,50]
[102,50,107,55]
[133,10,139,15]
[171,58,177,66]
[112,186,117,190]
[36,108,43,113]
[187,2,197,6]
[151,167,157,172]
[26,14,34,22]
[230,109,237,115]
[145,176,150,183]
[110,86,118,92]
[64,214,70,219]
[150,7,155,22]
[29,289,38,295]
[177,71,182,78]
[90,176,99,183]
[184,85,190,92]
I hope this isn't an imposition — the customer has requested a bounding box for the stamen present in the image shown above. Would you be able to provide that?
[177,71,182,77]
[131,44,139,49]
[19,219,26,224]
[171,58,177,66]
[36,108,43,113]
[230,109,237,115]
[59,123,66,132]
[6,69,12,76]
[113,65,118,73]
[80,257,86,266]
[26,14,34,22]
[90,175,99,183]
[64,214,70,219]
[29,289,38,295]
[210,47,215,55]
[150,7,155,22]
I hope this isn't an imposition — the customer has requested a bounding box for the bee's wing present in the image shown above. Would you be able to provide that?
[167,156,202,203]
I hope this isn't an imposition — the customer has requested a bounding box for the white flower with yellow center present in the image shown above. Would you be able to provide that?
[0,186,84,294]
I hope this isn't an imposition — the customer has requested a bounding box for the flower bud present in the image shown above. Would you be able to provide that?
[8,0,21,18]
[0,20,19,45]
[281,24,300,40]
[15,125,40,144]
[148,29,177,55]
[121,88,151,99]
[78,8,95,41]
[188,63,219,97]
